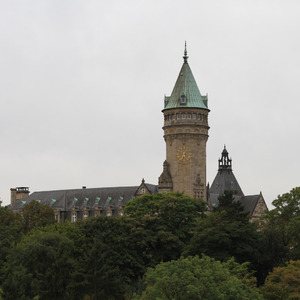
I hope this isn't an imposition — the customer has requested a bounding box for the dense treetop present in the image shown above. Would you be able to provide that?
[0,189,300,299]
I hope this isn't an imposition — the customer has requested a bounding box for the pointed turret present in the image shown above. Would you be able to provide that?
[218,145,232,171]
[210,147,244,196]
[163,43,208,111]
[159,44,210,199]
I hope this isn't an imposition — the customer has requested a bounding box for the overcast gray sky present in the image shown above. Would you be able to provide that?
[1,0,299,208]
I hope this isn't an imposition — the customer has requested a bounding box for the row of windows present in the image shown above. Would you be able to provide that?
[54,209,124,223]
[193,191,204,199]
[164,112,207,122]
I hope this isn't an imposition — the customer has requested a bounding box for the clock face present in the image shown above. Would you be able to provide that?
[176,145,192,162]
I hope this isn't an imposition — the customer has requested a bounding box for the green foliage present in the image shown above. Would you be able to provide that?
[268,187,300,223]
[124,192,207,264]
[254,227,288,286]
[2,188,300,298]
[0,206,22,285]
[137,255,263,300]
[21,200,55,233]
[2,230,80,300]
[79,216,148,299]
[184,210,260,265]
[125,192,207,234]
[261,260,300,300]
[262,187,300,262]
[214,190,249,222]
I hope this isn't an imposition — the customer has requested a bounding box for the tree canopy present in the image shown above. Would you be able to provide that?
[261,260,300,300]
[137,255,262,300]
[125,192,206,241]
[1,188,300,298]
[21,200,55,233]
[2,230,80,300]
[184,191,259,265]
[124,192,207,264]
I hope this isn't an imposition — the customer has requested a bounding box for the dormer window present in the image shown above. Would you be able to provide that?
[180,93,186,105]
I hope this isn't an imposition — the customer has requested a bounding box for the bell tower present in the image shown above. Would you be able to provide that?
[158,44,210,200]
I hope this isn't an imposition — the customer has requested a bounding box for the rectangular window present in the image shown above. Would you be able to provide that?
[182,113,186,119]
[176,113,180,120]
[172,114,175,120]
[187,113,191,119]
[193,113,196,119]
[72,214,76,223]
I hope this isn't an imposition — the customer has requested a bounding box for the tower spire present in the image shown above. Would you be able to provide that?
[218,146,232,171]
[183,41,188,63]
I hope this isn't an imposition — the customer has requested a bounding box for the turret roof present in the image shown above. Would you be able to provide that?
[209,146,244,197]
[163,43,209,111]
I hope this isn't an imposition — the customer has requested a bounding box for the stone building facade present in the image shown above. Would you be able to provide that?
[10,180,158,222]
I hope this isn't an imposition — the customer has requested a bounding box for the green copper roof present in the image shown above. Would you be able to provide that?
[164,45,208,110]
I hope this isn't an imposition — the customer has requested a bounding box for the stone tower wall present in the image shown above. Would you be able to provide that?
[161,107,209,200]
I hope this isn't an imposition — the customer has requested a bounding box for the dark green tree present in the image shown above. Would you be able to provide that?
[254,227,288,286]
[2,231,80,300]
[263,187,300,260]
[184,191,259,265]
[79,216,148,299]
[124,192,207,264]
[184,210,260,265]
[213,190,249,222]
[252,187,300,285]
[33,221,89,296]
[21,200,55,233]
[0,205,22,286]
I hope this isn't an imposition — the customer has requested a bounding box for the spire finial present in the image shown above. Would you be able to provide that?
[183,41,188,63]
[218,146,232,171]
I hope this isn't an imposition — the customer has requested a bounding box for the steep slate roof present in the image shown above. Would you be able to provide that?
[209,147,261,215]
[209,146,244,196]
[10,184,158,212]
[163,43,209,111]
[209,169,244,197]
[240,194,262,215]
[209,194,261,215]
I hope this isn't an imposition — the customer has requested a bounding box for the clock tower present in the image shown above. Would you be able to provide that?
[158,44,210,200]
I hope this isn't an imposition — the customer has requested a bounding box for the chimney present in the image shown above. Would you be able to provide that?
[11,187,30,206]
[10,188,16,206]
